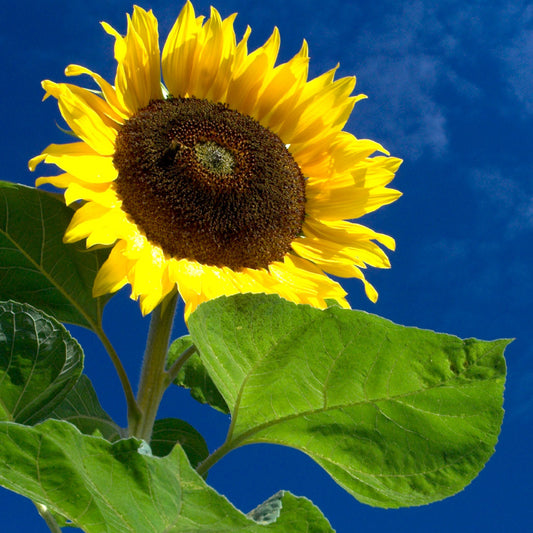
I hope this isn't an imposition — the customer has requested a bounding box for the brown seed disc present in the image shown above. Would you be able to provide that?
[113,97,306,270]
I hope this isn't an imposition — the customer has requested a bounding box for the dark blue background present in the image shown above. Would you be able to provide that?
[1,1,531,531]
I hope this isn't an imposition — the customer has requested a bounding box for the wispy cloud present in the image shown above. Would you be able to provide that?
[501,4,533,115]
[353,52,448,159]
[306,0,533,159]
[345,1,450,159]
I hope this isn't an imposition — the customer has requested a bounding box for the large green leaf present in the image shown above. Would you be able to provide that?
[151,417,209,467]
[188,294,509,508]
[168,335,229,414]
[0,300,83,425]
[50,374,123,441]
[0,419,334,532]
[0,181,110,329]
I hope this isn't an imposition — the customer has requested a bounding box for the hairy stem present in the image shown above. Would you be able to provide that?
[95,326,141,430]
[129,291,179,441]
[164,343,198,386]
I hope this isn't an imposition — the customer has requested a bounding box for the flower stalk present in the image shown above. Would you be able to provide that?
[129,290,179,441]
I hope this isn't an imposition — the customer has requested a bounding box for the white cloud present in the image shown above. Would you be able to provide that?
[316,0,533,158]
[352,53,448,159]
[343,1,450,159]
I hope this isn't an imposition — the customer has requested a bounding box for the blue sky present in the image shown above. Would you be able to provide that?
[1,0,531,531]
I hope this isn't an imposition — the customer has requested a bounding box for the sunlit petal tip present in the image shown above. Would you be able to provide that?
[101,21,120,39]
[379,234,396,252]
[177,0,196,25]
[41,79,60,99]
[208,5,222,20]
[365,283,379,303]
[138,292,164,317]
[270,26,281,49]
[93,274,127,298]
[254,26,280,63]
[28,154,46,171]
[62,229,82,245]
[64,64,83,77]
[34,175,68,188]
[388,157,403,172]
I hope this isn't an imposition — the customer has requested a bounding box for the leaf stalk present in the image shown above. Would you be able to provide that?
[35,502,62,533]
[164,343,198,386]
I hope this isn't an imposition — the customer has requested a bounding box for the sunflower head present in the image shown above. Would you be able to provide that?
[30,1,402,319]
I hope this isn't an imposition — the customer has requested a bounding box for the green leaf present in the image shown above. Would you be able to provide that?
[168,335,230,414]
[0,300,83,425]
[151,417,209,467]
[49,374,123,441]
[188,294,509,508]
[0,182,110,329]
[0,419,334,532]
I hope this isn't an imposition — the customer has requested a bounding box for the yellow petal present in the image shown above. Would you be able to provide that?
[225,28,280,116]
[102,6,162,113]
[306,154,403,221]
[270,254,348,307]
[64,202,131,245]
[304,217,396,251]
[30,142,117,184]
[300,131,388,179]
[129,244,166,310]
[65,64,129,121]
[162,1,205,97]
[253,40,309,126]
[42,81,118,156]
[64,182,120,208]
[35,173,78,189]
[205,12,240,102]
[307,185,402,220]
[35,173,119,208]
[186,7,226,99]
[93,240,129,296]
[282,77,358,146]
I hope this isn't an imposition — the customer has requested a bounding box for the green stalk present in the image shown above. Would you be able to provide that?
[164,343,197,386]
[35,502,62,533]
[95,326,140,431]
[195,439,237,476]
[129,290,179,441]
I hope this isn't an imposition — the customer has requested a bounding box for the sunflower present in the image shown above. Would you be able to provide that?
[30,1,402,319]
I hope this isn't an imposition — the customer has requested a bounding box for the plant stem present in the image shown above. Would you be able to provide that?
[129,290,178,441]
[35,502,62,533]
[195,439,237,476]
[95,326,141,430]
[164,343,197,386]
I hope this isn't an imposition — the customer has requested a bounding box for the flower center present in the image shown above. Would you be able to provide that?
[113,97,306,270]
